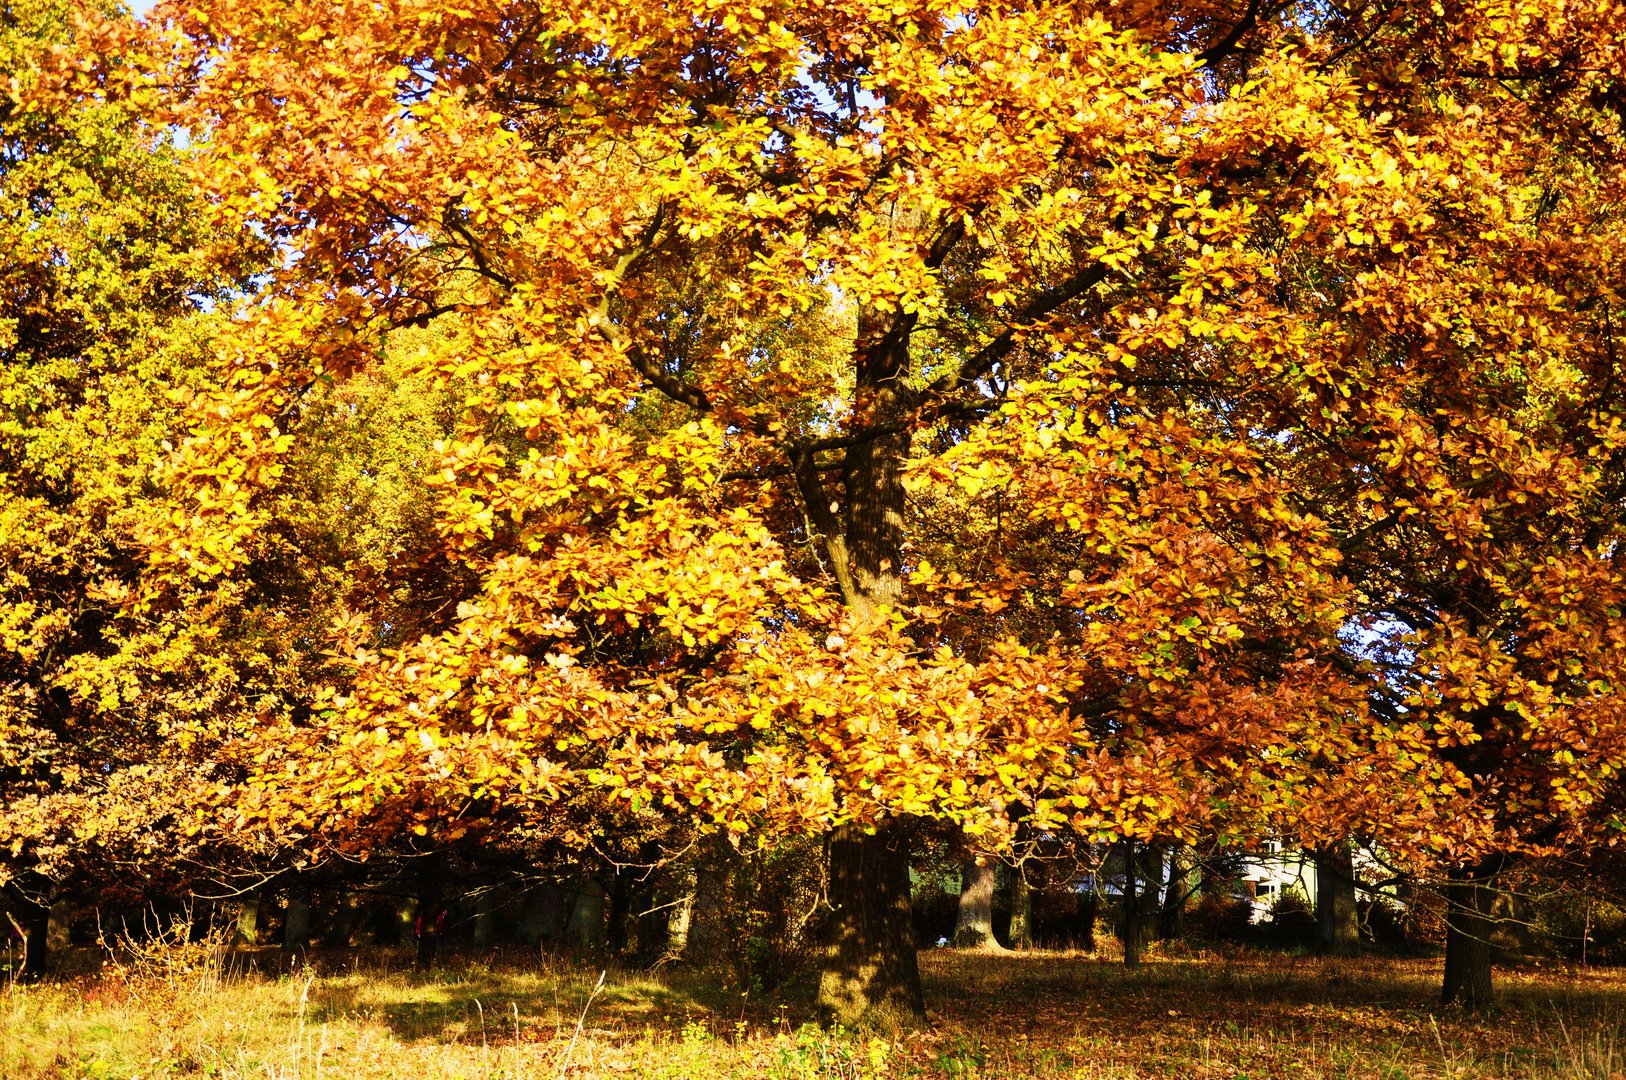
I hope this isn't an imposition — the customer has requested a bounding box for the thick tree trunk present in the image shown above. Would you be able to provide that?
[1314,843,1360,955]
[1009,872,1033,950]
[235,897,261,945]
[1441,873,1494,1010]
[815,821,926,1029]
[953,855,1003,950]
[804,302,926,1027]
[1159,846,1189,941]
[515,883,567,946]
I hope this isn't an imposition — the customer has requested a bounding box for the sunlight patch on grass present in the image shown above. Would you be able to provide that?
[4,951,1626,1077]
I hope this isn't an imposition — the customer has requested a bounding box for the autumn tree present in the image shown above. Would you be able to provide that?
[133,0,1626,1026]
[1248,6,1626,1009]
[0,0,471,965]
[0,0,269,963]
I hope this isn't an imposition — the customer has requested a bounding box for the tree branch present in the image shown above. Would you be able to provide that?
[1197,0,1269,67]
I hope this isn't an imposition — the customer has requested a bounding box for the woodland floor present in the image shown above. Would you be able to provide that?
[5,947,1626,1078]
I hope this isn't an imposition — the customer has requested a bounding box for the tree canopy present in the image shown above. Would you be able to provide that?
[5,0,1626,1024]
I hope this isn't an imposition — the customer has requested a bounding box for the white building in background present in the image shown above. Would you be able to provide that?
[1081,841,1384,925]
[1242,840,1319,921]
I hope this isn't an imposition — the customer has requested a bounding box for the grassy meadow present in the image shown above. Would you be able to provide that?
[5,947,1626,1078]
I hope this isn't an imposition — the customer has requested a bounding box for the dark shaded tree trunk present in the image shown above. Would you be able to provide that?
[1315,843,1360,955]
[23,906,50,977]
[6,896,50,979]
[1441,872,1494,1010]
[815,821,926,1029]
[621,841,662,961]
[607,868,632,954]
[413,862,448,969]
[283,888,312,959]
[471,889,498,948]
[1119,840,1143,968]
[683,838,737,966]
[1009,872,1033,950]
[565,875,607,950]
[515,883,567,946]
[1077,888,1099,953]
[953,855,1002,950]
[322,892,363,948]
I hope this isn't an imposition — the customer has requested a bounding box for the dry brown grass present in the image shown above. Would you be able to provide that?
[5,947,1626,1078]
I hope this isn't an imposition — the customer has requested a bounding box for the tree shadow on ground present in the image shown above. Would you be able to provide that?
[297,958,795,1045]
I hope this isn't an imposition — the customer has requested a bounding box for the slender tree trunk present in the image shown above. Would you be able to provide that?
[414,861,448,969]
[1120,840,1142,968]
[1441,872,1494,1010]
[283,889,311,958]
[471,889,498,949]
[1078,888,1099,953]
[22,904,49,979]
[815,821,926,1029]
[953,855,1003,950]
[607,868,632,955]
[1009,872,1033,950]
[1314,843,1360,956]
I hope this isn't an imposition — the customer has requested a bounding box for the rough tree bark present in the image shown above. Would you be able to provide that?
[1441,871,1495,1010]
[1159,845,1190,941]
[1314,843,1360,955]
[235,896,261,946]
[953,855,1004,950]
[815,821,926,1029]
[803,308,927,1028]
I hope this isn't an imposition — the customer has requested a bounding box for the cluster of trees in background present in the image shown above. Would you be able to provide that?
[4,0,1626,1028]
